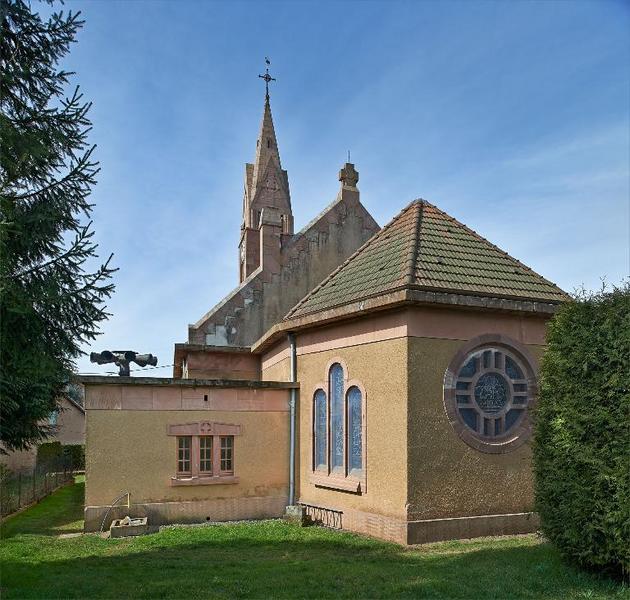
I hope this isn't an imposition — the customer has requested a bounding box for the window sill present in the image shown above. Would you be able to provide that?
[170,475,239,487]
[310,473,362,493]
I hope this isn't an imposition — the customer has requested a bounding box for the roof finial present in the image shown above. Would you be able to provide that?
[258,57,276,98]
[339,162,359,189]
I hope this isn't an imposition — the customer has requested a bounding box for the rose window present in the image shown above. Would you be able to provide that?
[444,338,538,453]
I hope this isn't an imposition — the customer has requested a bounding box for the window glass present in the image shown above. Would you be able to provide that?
[505,356,524,379]
[329,363,344,470]
[220,436,233,473]
[200,436,212,473]
[178,436,191,473]
[459,356,477,378]
[347,387,362,472]
[474,372,509,413]
[314,390,327,469]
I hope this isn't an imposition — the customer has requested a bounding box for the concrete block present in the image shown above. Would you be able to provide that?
[284,504,307,526]
[110,517,150,538]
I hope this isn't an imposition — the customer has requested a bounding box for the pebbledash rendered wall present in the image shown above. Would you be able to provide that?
[261,305,551,544]
[82,377,294,532]
[262,311,411,543]
[405,306,547,544]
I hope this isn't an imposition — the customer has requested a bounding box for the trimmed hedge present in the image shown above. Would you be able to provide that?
[37,441,63,467]
[37,442,85,471]
[533,283,630,577]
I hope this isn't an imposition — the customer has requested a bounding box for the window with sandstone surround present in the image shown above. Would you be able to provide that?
[199,436,212,474]
[311,360,366,493]
[168,422,241,486]
[220,436,233,474]
[443,334,538,454]
[177,436,192,475]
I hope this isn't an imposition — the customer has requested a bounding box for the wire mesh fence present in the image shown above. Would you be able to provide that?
[0,458,74,518]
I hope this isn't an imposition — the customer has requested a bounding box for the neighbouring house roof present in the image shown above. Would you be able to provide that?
[286,200,568,320]
[62,394,85,414]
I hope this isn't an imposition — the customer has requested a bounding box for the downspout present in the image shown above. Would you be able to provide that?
[288,332,297,506]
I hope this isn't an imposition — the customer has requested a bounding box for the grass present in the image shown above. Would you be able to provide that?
[0,477,627,599]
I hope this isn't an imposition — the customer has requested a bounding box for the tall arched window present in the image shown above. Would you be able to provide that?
[329,363,344,472]
[311,361,366,492]
[347,386,362,473]
[314,389,327,470]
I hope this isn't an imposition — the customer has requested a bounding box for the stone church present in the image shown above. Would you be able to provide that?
[81,79,567,544]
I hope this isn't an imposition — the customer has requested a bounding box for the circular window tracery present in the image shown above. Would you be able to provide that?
[443,336,538,454]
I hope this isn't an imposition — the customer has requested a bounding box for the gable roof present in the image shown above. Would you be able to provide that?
[286,200,567,319]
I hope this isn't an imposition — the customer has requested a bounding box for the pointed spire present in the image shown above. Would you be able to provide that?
[251,88,282,191]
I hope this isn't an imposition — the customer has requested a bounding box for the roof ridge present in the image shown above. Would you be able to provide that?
[421,200,567,295]
[284,200,419,319]
[406,201,423,285]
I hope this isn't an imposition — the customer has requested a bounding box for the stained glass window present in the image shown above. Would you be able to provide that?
[474,373,509,413]
[452,347,532,441]
[312,362,366,483]
[459,357,477,378]
[329,363,344,471]
[314,389,327,469]
[347,387,362,472]
[505,356,523,379]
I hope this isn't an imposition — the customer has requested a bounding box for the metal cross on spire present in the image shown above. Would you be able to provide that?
[258,57,276,97]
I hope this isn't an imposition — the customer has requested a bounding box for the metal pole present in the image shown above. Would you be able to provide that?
[288,332,297,506]
[17,473,22,508]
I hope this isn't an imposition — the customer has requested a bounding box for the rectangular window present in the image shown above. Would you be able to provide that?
[199,436,213,473]
[220,436,233,473]
[177,436,191,474]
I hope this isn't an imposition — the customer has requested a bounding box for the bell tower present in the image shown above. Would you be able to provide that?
[239,61,293,282]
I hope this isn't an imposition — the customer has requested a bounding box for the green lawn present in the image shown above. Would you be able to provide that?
[0,478,626,599]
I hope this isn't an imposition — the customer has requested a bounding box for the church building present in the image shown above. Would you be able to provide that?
[81,74,567,544]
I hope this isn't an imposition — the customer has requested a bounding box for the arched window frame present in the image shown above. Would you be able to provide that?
[443,334,539,454]
[310,359,367,493]
[312,388,327,472]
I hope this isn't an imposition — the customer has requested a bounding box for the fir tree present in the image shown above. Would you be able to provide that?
[0,0,115,450]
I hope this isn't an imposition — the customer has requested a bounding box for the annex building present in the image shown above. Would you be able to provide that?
[81,78,567,544]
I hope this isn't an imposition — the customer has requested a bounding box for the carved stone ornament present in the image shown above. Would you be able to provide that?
[339,162,359,188]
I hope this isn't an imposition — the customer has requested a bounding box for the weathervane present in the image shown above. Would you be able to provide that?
[258,57,276,97]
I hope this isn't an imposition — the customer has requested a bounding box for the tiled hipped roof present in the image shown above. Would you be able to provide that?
[287,200,567,319]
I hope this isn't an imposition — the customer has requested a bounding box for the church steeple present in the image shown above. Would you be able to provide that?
[250,93,282,196]
[239,62,293,283]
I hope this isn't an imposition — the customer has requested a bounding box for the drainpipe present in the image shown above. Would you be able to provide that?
[288,332,297,506]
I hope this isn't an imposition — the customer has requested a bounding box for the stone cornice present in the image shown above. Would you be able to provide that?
[252,288,562,354]
[76,375,298,389]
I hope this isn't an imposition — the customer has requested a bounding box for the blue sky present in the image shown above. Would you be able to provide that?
[58,0,629,375]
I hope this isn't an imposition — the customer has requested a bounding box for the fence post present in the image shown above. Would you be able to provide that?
[32,471,36,504]
[17,472,22,509]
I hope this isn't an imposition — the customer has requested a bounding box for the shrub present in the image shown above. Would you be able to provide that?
[36,442,84,471]
[36,442,63,470]
[533,283,630,577]
[62,444,85,471]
